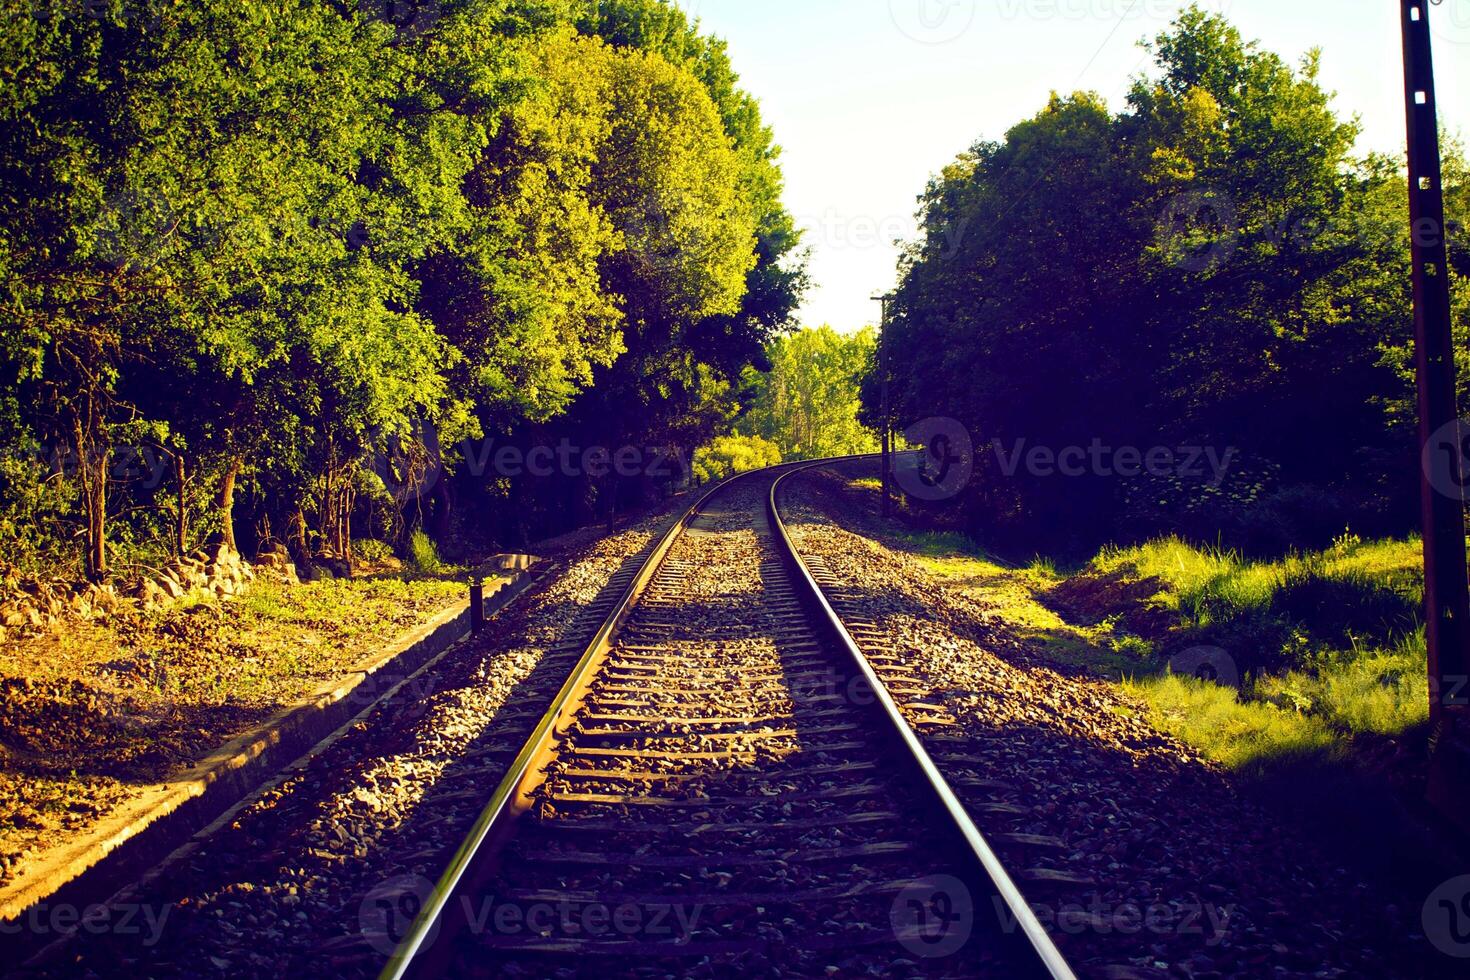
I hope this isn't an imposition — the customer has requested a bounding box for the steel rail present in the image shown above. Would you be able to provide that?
[379,461,816,980]
[381,454,1076,979]
[768,459,1077,980]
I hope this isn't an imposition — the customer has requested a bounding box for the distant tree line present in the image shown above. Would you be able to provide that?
[688,325,879,483]
[866,6,1470,556]
[738,326,879,461]
[0,0,805,577]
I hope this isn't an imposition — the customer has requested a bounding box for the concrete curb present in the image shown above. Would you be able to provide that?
[0,562,541,945]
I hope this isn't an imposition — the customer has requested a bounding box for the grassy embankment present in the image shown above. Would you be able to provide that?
[896,526,1458,891]
[0,537,483,876]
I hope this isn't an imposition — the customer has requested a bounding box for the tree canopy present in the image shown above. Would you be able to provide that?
[0,0,803,575]
[867,5,1468,556]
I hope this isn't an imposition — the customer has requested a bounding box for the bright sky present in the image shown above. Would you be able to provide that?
[683,0,1470,332]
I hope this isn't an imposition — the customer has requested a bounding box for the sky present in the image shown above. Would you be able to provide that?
[682,0,1470,332]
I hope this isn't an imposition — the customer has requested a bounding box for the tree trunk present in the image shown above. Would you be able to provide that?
[74,417,108,581]
[219,456,242,553]
[87,460,107,580]
[288,506,312,573]
[174,453,188,557]
[341,485,355,575]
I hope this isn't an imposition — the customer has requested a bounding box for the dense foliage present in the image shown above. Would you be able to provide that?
[737,326,878,461]
[0,0,803,576]
[866,7,1469,556]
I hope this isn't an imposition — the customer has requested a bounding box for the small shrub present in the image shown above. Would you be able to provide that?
[1256,634,1430,736]
[692,435,781,483]
[1269,564,1419,645]
[354,538,394,563]
[408,530,444,575]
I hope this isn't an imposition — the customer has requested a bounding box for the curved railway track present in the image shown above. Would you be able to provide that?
[382,459,1074,979]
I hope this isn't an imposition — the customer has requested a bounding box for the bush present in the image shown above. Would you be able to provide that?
[1256,635,1430,735]
[354,538,394,563]
[692,435,781,483]
[407,530,444,576]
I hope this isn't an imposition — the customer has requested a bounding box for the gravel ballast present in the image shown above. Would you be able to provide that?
[18,505,687,979]
[781,463,1444,979]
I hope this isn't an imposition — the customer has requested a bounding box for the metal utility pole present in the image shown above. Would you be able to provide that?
[1401,0,1470,736]
[872,293,895,518]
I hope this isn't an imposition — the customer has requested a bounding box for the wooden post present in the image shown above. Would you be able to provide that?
[1401,0,1470,729]
[469,578,485,635]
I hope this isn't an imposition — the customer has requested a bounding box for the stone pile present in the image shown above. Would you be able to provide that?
[0,543,306,643]
[0,563,125,643]
[252,544,301,586]
[133,543,258,610]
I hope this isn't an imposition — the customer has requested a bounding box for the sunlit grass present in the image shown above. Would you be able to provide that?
[1124,673,1339,771]
[1090,534,1422,631]
[1255,635,1430,736]
[887,525,1430,746]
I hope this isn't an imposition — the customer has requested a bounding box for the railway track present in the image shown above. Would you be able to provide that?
[382,460,1074,979]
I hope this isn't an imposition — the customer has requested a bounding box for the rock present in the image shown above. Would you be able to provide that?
[140,580,168,607]
[158,575,185,600]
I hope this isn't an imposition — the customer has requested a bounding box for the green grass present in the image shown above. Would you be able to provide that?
[1255,634,1430,736]
[1090,533,1422,632]
[883,523,1457,908]
[843,493,1465,917]
[891,527,1431,751]
[1124,673,1340,772]
[408,529,447,576]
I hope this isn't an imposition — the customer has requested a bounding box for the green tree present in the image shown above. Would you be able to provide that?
[741,327,879,460]
[870,5,1439,553]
